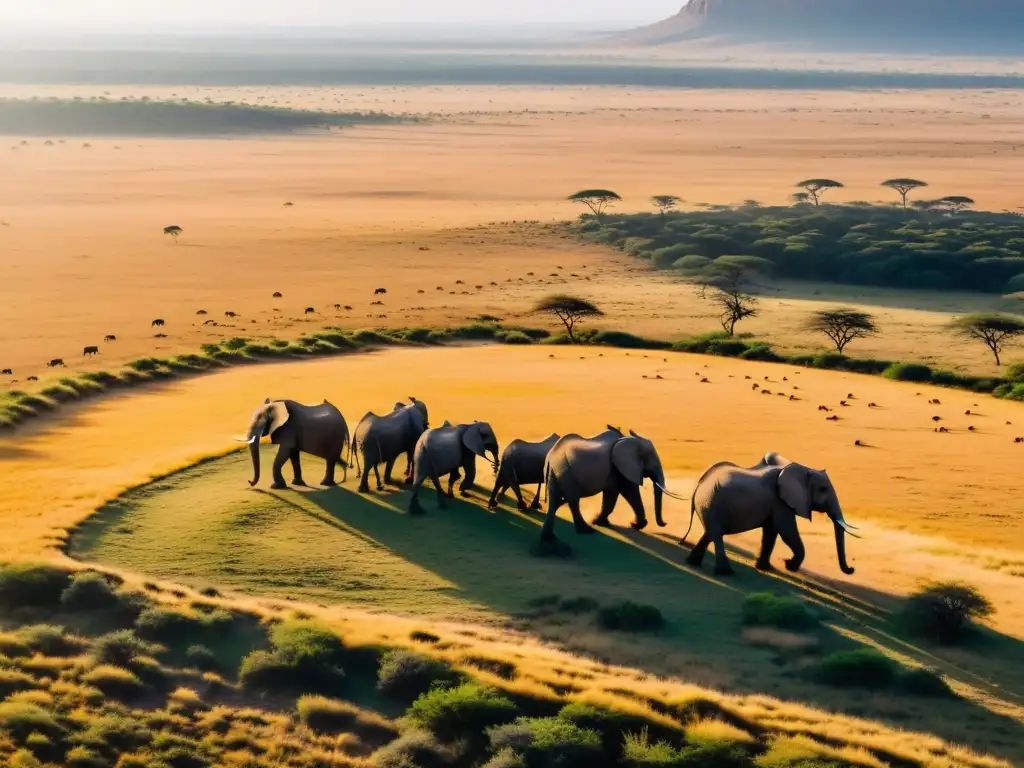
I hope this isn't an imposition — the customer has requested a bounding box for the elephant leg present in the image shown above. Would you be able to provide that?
[711,537,735,576]
[775,514,806,572]
[686,533,711,567]
[459,462,476,497]
[372,463,384,492]
[487,480,504,509]
[403,450,415,484]
[289,449,307,486]
[529,481,542,511]
[569,499,595,535]
[591,488,619,527]
[540,481,564,541]
[755,520,778,571]
[271,446,290,490]
[446,469,460,498]
[321,460,338,487]
[433,474,448,509]
[383,457,398,485]
[620,484,648,531]
[511,482,527,510]
[358,457,372,493]
[408,479,427,515]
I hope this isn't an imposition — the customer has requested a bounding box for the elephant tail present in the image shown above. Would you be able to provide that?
[681,490,698,544]
[348,434,361,477]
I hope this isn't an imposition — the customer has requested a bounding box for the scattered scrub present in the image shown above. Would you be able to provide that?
[60,571,121,610]
[902,581,994,644]
[406,682,519,743]
[377,649,460,700]
[742,593,819,632]
[596,602,665,633]
[239,620,346,694]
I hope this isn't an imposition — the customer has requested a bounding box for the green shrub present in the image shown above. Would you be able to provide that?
[61,571,120,610]
[411,630,441,644]
[672,255,711,271]
[406,683,519,742]
[40,383,80,402]
[558,702,675,760]
[499,330,534,345]
[0,669,38,698]
[377,649,460,700]
[404,328,434,342]
[557,597,600,614]
[82,665,147,699]
[80,370,120,387]
[596,602,665,633]
[0,702,65,741]
[994,381,1024,401]
[706,339,750,357]
[814,649,896,689]
[899,667,956,698]
[902,582,993,644]
[593,331,672,350]
[484,748,529,768]
[1007,362,1024,383]
[488,717,604,768]
[810,353,849,370]
[126,357,165,373]
[184,645,219,672]
[740,344,784,362]
[18,624,87,656]
[90,630,156,667]
[9,749,43,768]
[134,607,211,644]
[240,621,346,694]
[72,714,154,754]
[351,329,394,345]
[224,337,248,350]
[0,563,72,609]
[66,745,107,768]
[882,362,933,382]
[371,729,455,768]
[742,593,819,632]
[296,695,398,741]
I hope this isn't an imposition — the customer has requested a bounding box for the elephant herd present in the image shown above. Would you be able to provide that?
[237,398,858,577]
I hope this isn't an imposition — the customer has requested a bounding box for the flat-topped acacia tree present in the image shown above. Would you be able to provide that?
[948,313,1024,366]
[532,294,603,343]
[938,195,975,214]
[806,307,879,354]
[651,195,681,215]
[567,189,621,220]
[795,179,844,206]
[881,178,928,209]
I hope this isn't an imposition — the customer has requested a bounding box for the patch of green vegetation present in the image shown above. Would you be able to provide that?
[488,716,605,767]
[60,571,121,610]
[377,649,460,701]
[239,620,346,695]
[0,563,72,610]
[406,682,519,743]
[813,649,897,689]
[901,581,994,644]
[742,594,819,632]
[596,601,665,633]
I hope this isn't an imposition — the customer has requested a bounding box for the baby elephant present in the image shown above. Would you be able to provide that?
[488,434,560,510]
[409,422,500,515]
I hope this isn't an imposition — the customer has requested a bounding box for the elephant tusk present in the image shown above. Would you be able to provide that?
[234,436,257,444]
[654,483,688,502]
[837,519,861,538]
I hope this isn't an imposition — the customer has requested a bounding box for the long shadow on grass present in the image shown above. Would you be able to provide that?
[303,483,1024,763]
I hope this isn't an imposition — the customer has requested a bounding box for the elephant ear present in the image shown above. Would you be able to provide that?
[612,438,644,486]
[404,404,425,434]
[778,464,812,520]
[462,424,488,459]
[266,401,291,437]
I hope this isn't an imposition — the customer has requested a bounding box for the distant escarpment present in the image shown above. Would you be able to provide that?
[621,0,1024,52]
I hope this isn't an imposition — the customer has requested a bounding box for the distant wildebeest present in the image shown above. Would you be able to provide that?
[152,319,165,327]
[196,310,207,315]
[47,359,66,368]
[375,288,387,295]
[333,303,342,310]
[455,280,464,285]
[104,334,116,342]
[283,202,294,207]
[163,225,183,241]
[154,333,168,339]
[83,346,99,356]
[344,305,352,310]
[225,311,237,318]
[305,307,315,314]
[273,292,283,298]
[27,376,38,381]
[1,368,11,375]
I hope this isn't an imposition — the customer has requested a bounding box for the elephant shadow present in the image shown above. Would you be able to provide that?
[300,483,1024,764]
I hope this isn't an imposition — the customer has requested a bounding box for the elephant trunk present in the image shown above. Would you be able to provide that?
[650,463,668,527]
[826,490,856,575]
[249,438,261,487]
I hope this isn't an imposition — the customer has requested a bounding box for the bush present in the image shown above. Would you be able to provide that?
[903,582,993,644]
[0,702,66,741]
[18,624,87,656]
[488,717,604,768]
[61,571,120,610]
[83,665,147,699]
[134,608,208,644]
[810,353,849,370]
[404,327,433,342]
[484,748,529,768]
[0,563,72,609]
[740,344,784,362]
[499,330,534,345]
[558,702,675,760]
[557,596,600,614]
[66,746,107,768]
[377,649,460,700]
[899,667,956,698]
[0,669,38,698]
[296,695,398,741]
[742,594,819,632]
[622,730,749,767]
[592,331,672,350]
[239,621,346,694]
[184,645,219,672]
[372,729,455,768]
[406,683,519,742]
[883,362,933,382]
[90,630,156,667]
[706,339,750,357]
[814,649,896,689]
[672,255,711,271]
[596,602,665,633]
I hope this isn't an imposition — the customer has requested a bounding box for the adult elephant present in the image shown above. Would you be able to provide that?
[239,398,349,489]
[409,422,500,515]
[488,434,560,511]
[350,397,429,493]
[540,427,677,543]
[682,458,858,576]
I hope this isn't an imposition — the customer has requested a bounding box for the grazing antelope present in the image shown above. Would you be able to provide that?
[83,346,99,356]
[151,319,165,327]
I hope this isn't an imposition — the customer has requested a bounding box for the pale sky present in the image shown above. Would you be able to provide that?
[0,0,685,28]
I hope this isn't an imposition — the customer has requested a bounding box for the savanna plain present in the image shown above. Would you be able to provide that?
[1,66,1024,768]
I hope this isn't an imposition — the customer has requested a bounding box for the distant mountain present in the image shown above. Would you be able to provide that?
[619,0,1024,53]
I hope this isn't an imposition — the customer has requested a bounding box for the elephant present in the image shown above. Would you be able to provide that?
[408,422,500,515]
[540,427,677,543]
[681,458,858,577]
[239,398,350,489]
[488,434,560,511]
[350,397,429,493]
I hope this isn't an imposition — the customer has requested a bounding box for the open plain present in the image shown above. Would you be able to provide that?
[1,71,1024,767]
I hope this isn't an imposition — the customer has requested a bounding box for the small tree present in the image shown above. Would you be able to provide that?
[948,313,1024,366]
[881,178,928,209]
[790,192,812,205]
[532,294,603,343]
[938,195,975,214]
[567,189,621,219]
[163,225,183,242]
[695,256,771,336]
[904,582,993,644]
[795,179,844,206]
[651,195,681,215]
[806,308,879,354]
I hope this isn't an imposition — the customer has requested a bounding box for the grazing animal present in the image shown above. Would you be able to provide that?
[273,292,283,298]
[700,378,710,384]
[1,369,12,375]
[932,416,942,423]
[375,288,387,295]
[455,280,464,285]
[868,402,878,408]
[968,426,976,432]
[409,422,501,514]
[196,310,207,315]
[344,305,352,311]
[163,225,183,241]
[83,346,99,356]
[104,335,116,342]
[225,311,237,318]
[351,398,429,492]
[371,300,383,306]
[151,319,165,327]
[854,440,863,446]
[304,307,315,314]
[826,415,839,421]
[417,289,425,294]
[27,376,38,381]
[47,359,66,368]
[752,383,759,390]
[839,401,848,406]
[1015,437,1023,443]
[333,304,342,310]
[436,286,443,291]
[936,427,949,433]
[965,410,972,415]
[154,333,167,339]
[283,202,293,207]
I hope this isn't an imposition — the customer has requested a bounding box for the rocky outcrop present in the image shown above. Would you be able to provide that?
[621,0,1024,52]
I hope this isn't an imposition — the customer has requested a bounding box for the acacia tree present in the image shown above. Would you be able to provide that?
[695,256,771,336]
[806,307,879,353]
[651,195,681,215]
[532,294,604,343]
[938,195,975,214]
[882,178,928,209]
[795,179,844,206]
[948,313,1024,366]
[567,189,621,220]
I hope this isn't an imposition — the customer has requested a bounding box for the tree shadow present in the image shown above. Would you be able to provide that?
[300,482,1024,763]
